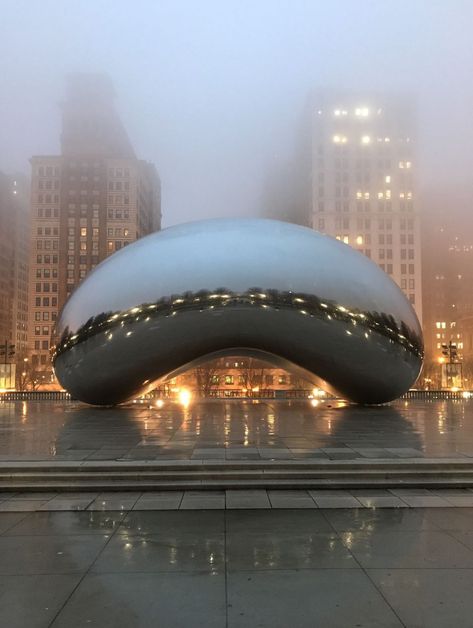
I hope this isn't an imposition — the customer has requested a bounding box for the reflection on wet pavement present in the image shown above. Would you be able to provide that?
[3,507,473,627]
[0,398,472,461]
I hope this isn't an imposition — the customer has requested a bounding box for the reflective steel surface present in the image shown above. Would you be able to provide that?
[52,219,423,405]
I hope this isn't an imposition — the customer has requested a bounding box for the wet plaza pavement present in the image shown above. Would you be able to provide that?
[0,398,473,461]
[2,400,473,626]
[2,506,473,627]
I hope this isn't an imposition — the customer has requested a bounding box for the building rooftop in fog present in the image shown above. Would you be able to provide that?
[60,73,136,159]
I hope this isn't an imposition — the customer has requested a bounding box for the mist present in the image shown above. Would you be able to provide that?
[1,0,473,226]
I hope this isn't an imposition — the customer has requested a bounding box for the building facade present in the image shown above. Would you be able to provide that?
[0,173,29,389]
[309,91,422,322]
[28,75,161,386]
[421,198,473,387]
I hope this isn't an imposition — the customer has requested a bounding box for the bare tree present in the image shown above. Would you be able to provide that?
[14,351,40,391]
[239,358,269,395]
[194,360,220,397]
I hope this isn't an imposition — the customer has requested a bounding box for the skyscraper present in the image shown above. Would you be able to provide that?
[309,91,422,322]
[0,173,29,388]
[28,74,161,385]
[421,195,473,386]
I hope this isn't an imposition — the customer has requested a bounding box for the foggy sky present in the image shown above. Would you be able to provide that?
[1,0,473,226]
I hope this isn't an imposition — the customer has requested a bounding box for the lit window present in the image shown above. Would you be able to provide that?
[355,107,370,117]
[356,235,363,245]
[80,228,87,237]
[385,175,391,183]
[361,135,371,144]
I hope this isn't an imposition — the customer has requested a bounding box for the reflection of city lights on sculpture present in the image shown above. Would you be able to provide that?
[310,399,319,407]
[178,389,192,407]
[155,399,164,408]
[52,219,423,406]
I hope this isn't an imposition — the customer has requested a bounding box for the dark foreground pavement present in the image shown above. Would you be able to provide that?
[2,504,473,627]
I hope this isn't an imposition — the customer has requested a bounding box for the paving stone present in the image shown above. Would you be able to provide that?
[226,490,271,509]
[180,491,225,509]
[267,490,316,509]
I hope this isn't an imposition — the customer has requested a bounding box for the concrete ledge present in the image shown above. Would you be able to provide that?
[2,458,473,490]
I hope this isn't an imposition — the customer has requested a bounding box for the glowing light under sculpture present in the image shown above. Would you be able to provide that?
[53,219,423,405]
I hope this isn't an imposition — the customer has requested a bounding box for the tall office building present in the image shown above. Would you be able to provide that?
[28,74,161,384]
[421,197,473,385]
[0,173,29,388]
[309,91,422,321]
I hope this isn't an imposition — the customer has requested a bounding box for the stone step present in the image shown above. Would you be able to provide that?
[2,459,473,489]
[1,459,473,471]
[3,477,473,490]
[3,468,473,480]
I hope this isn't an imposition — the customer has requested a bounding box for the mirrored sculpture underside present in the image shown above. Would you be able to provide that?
[52,219,423,405]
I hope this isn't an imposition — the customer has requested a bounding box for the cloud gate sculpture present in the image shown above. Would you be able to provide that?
[52,219,423,406]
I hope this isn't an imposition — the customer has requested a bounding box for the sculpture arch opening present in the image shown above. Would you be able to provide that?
[53,219,423,406]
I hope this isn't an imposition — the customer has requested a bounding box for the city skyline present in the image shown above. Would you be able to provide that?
[1,1,473,227]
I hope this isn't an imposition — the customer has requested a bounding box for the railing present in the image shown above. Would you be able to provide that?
[401,389,472,401]
[1,389,471,403]
[0,391,73,401]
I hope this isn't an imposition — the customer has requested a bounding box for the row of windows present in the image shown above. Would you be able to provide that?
[37,180,59,190]
[317,201,414,213]
[211,374,288,386]
[37,194,59,204]
[37,166,60,177]
[67,255,99,265]
[68,175,100,182]
[108,168,130,178]
[34,340,50,350]
[107,228,130,237]
[107,195,129,205]
[108,181,130,191]
[67,269,87,279]
[68,203,100,210]
[37,208,59,218]
[32,354,49,365]
[68,227,100,238]
[34,297,58,307]
[34,311,57,321]
[36,240,58,250]
[34,326,50,336]
[36,269,58,278]
[107,241,130,251]
[36,255,58,264]
[107,209,131,220]
[35,283,58,293]
[37,227,59,236]
[68,241,99,251]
